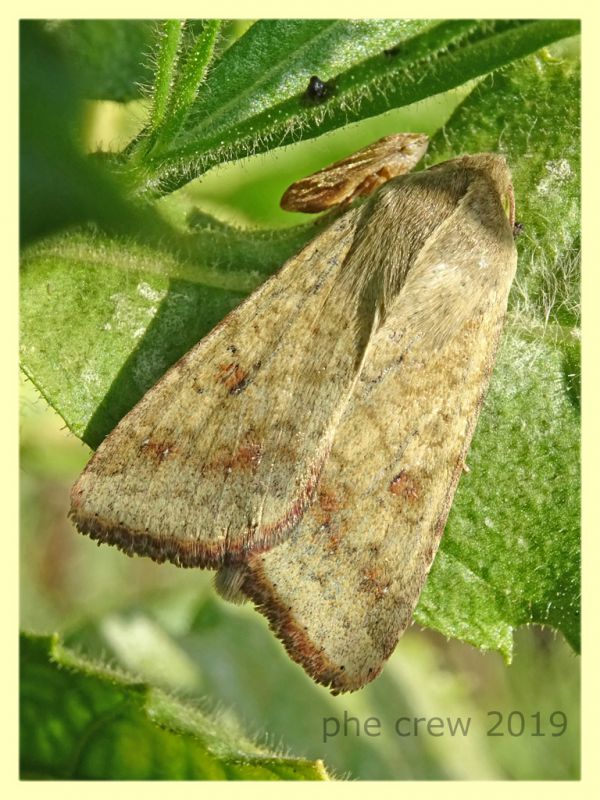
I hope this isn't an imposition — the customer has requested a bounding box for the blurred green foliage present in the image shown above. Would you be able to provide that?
[20,19,580,780]
[21,633,329,780]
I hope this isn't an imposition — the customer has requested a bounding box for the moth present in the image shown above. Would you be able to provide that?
[70,133,518,694]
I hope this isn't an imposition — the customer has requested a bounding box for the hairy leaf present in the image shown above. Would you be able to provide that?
[20,633,329,780]
[130,19,579,194]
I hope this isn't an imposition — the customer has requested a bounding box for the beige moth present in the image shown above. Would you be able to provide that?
[70,134,518,693]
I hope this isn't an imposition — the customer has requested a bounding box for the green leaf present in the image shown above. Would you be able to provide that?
[19,21,168,245]
[46,20,156,102]
[131,19,579,194]
[20,632,329,780]
[142,20,222,155]
[181,18,436,135]
[415,45,580,655]
[150,20,185,128]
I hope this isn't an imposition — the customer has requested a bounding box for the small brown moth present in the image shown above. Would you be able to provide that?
[70,134,518,693]
[280,133,429,212]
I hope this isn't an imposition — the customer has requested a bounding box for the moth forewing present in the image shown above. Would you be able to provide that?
[280,133,429,213]
[234,154,517,693]
[70,206,382,568]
